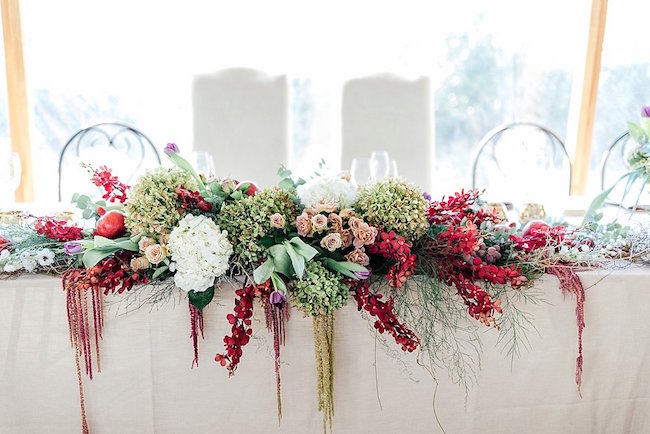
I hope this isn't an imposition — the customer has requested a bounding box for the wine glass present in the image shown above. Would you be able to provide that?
[390,159,399,178]
[191,151,215,178]
[1,152,21,207]
[350,157,372,187]
[370,151,390,180]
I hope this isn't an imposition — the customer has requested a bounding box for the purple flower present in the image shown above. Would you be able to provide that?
[64,241,82,255]
[269,290,287,306]
[164,143,179,155]
[355,269,371,280]
[642,106,650,118]
[422,192,432,202]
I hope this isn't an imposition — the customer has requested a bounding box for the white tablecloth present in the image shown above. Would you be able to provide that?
[1,267,650,434]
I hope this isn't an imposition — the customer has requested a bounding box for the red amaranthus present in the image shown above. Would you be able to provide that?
[62,251,148,434]
[89,165,130,203]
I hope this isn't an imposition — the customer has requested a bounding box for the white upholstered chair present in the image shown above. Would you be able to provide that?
[192,68,289,187]
[341,74,434,192]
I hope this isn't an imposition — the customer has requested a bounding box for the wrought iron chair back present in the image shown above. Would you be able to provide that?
[599,131,634,190]
[471,121,571,200]
[58,122,161,201]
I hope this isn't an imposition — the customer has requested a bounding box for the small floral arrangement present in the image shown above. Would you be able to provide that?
[585,105,650,220]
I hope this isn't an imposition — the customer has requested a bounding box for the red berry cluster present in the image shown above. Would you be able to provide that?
[215,284,256,375]
[366,230,417,288]
[90,165,130,203]
[350,280,420,352]
[34,217,84,242]
[0,236,9,251]
[175,185,212,213]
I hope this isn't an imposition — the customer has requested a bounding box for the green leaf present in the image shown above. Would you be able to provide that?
[253,258,275,284]
[582,171,634,224]
[628,122,648,145]
[630,173,650,214]
[82,208,94,219]
[283,240,305,279]
[277,166,292,178]
[278,178,295,191]
[82,249,119,268]
[167,152,206,191]
[269,245,293,277]
[288,237,318,261]
[258,236,275,248]
[151,266,168,280]
[188,286,215,311]
[322,258,362,279]
[270,272,287,294]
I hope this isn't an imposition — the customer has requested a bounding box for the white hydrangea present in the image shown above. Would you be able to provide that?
[167,214,233,292]
[296,176,357,211]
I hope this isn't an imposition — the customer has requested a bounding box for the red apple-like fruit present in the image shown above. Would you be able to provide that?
[522,219,551,237]
[95,209,126,239]
[235,180,260,197]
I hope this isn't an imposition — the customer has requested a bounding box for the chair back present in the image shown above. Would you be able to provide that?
[341,73,433,191]
[192,68,289,187]
[471,121,571,202]
[58,122,161,202]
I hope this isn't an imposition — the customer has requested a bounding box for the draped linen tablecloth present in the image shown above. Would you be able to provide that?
[1,267,650,434]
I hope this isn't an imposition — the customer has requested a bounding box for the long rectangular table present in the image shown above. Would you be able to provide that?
[1,267,649,433]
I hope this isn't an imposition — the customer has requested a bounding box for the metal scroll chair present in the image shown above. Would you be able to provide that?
[471,121,571,203]
[599,131,634,190]
[58,122,162,202]
[598,131,647,207]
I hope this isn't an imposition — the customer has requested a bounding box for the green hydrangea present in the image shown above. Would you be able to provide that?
[290,261,348,316]
[353,178,430,241]
[125,167,196,239]
[217,187,300,268]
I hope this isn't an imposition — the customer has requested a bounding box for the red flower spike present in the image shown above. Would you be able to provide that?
[90,165,130,203]
[350,280,420,352]
[215,284,258,375]
[34,217,84,242]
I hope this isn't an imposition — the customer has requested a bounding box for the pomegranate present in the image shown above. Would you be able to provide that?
[522,219,551,237]
[235,180,260,197]
[95,207,127,239]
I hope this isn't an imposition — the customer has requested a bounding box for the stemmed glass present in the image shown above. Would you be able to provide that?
[370,151,390,180]
[1,152,21,207]
[350,157,372,187]
[390,159,399,178]
[191,151,216,178]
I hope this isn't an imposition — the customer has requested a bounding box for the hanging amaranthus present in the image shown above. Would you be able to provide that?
[291,261,348,434]
[546,264,586,397]
[264,290,290,422]
[313,313,335,434]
